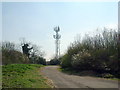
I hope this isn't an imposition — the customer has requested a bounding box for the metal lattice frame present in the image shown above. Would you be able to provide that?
[53,26,61,59]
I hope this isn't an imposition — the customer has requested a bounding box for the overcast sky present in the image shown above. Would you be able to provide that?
[1,2,118,60]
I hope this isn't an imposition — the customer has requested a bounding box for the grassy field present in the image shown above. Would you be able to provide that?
[2,64,53,88]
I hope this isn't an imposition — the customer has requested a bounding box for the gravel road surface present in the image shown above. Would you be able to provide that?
[41,66,119,89]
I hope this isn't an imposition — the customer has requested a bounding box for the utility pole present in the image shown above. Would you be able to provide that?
[53,26,61,60]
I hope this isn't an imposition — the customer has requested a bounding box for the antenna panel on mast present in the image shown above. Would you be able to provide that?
[53,26,61,59]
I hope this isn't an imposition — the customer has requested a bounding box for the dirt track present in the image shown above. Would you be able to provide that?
[41,66,119,89]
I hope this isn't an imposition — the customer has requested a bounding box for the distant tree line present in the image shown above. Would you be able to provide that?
[60,28,119,78]
[1,41,46,65]
[49,58,60,65]
[1,42,29,65]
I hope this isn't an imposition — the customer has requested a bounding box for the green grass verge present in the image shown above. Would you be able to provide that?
[59,67,120,81]
[2,64,52,88]
[0,65,2,89]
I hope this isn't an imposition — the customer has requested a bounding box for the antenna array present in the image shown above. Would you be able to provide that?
[53,26,61,59]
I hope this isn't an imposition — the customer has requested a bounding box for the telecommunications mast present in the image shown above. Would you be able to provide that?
[53,26,61,59]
